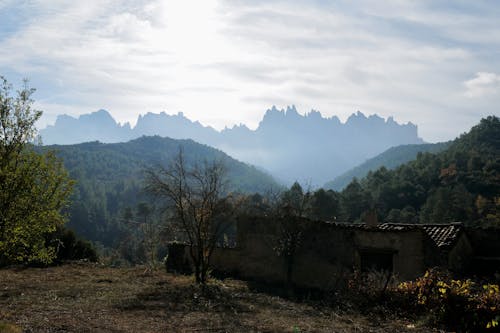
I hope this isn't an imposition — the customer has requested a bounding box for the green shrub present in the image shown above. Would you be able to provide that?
[47,227,98,263]
[396,268,500,332]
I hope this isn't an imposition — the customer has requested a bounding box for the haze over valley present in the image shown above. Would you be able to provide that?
[41,106,424,185]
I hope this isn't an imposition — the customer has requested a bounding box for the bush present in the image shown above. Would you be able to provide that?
[47,227,98,263]
[347,269,399,302]
[396,268,500,332]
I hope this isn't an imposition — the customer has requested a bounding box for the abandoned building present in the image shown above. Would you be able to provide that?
[168,216,495,290]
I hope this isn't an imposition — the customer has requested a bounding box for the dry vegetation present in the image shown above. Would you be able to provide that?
[0,263,440,333]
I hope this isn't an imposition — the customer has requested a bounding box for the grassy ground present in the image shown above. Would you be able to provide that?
[0,263,441,333]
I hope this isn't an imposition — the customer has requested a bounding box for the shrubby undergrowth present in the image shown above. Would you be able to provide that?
[347,268,500,332]
[396,269,499,332]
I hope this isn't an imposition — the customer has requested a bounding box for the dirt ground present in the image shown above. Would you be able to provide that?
[0,263,442,333]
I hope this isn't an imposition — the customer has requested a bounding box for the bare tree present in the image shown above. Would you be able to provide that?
[145,148,231,284]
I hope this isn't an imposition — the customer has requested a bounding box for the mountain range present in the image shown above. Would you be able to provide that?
[40,106,425,185]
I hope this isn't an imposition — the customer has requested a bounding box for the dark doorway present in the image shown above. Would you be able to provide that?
[360,249,394,272]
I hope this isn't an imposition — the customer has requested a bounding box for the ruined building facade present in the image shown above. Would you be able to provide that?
[168,216,485,290]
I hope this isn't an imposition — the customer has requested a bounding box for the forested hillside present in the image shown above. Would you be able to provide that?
[340,116,499,225]
[41,136,281,248]
[324,142,451,191]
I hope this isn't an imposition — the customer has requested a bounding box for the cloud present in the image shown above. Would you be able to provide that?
[0,0,498,142]
[464,72,500,98]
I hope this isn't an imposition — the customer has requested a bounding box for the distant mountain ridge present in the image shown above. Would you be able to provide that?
[40,106,424,185]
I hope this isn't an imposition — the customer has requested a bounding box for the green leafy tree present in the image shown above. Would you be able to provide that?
[310,188,340,221]
[339,178,370,222]
[0,76,73,264]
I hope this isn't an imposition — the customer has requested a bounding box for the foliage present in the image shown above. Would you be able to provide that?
[41,136,281,250]
[345,269,400,309]
[325,142,451,191]
[0,76,74,265]
[396,269,500,332]
[118,203,165,268]
[47,227,98,263]
[330,116,500,225]
[239,182,341,222]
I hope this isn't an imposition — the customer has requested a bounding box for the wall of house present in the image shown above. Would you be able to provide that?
[353,229,426,280]
[447,233,473,272]
[171,217,357,289]
[166,218,481,289]
[171,217,431,289]
[285,220,356,289]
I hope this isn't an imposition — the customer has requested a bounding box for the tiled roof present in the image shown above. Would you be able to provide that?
[377,223,463,248]
[421,224,463,248]
[325,221,420,231]
[325,221,463,249]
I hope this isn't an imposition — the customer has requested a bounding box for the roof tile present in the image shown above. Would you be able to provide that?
[325,221,463,248]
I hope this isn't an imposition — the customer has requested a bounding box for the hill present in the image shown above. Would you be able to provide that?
[40,107,424,185]
[324,142,451,191]
[338,116,499,225]
[41,136,281,247]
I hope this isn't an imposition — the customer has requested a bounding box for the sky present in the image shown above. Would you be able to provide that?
[0,0,499,142]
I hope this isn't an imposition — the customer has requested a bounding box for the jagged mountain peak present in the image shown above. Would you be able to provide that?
[40,106,424,185]
[222,123,251,132]
[285,105,299,116]
[346,110,368,123]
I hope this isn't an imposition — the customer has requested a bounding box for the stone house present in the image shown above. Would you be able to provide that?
[168,216,474,290]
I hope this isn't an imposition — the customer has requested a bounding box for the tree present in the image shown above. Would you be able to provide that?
[272,182,312,292]
[118,203,164,268]
[136,203,157,269]
[310,188,339,221]
[145,149,232,284]
[339,178,370,222]
[0,76,73,264]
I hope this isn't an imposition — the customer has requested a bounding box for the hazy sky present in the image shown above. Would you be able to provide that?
[1,0,499,142]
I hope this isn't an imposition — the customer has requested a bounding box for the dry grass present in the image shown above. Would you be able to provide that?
[0,263,441,332]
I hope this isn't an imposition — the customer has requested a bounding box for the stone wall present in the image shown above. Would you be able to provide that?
[353,228,426,280]
[447,233,473,272]
[167,217,449,289]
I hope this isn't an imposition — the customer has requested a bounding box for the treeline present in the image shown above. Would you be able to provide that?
[324,141,451,191]
[357,116,499,225]
[256,116,499,226]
